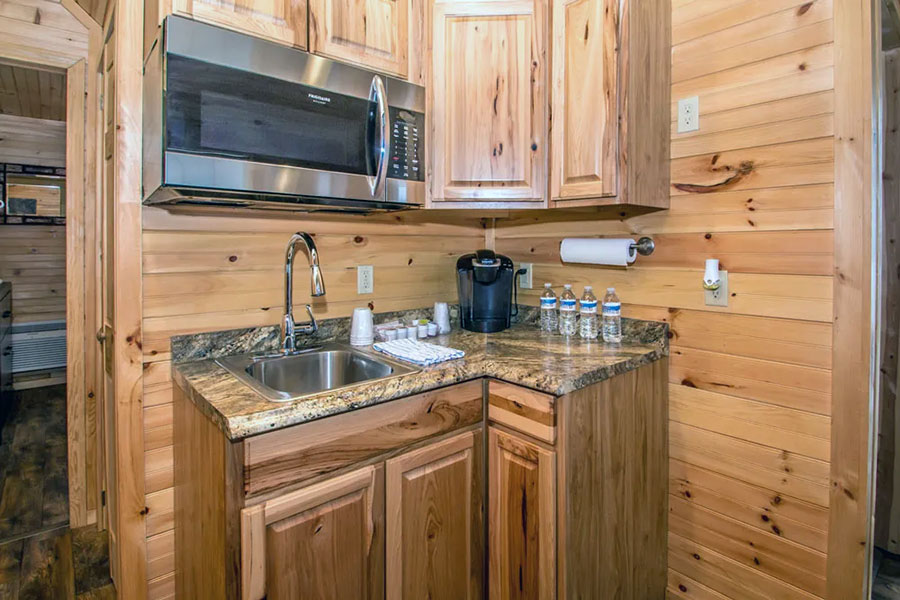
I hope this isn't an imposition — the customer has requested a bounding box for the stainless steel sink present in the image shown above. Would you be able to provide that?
[216,343,419,402]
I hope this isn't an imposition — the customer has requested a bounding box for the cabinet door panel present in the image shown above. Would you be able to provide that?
[386,430,483,599]
[488,427,555,600]
[241,465,383,600]
[550,0,618,202]
[429,0,547,206]
[173,0,308,49]
[309,0,408,77]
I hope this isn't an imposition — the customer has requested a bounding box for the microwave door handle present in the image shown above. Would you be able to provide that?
[369,75,390,198]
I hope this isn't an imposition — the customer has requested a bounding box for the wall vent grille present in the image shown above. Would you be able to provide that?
[10,321,66,373]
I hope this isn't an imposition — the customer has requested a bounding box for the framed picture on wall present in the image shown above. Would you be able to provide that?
[0,164,66,222]
[5,181,63,217]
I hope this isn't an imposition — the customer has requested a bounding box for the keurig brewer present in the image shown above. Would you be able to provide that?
[456,249,520,333]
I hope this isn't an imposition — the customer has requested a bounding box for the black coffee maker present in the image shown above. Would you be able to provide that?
[457,249,521,333]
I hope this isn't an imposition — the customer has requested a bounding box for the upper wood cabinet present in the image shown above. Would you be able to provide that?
[427,0,548,209]
[308,0,409,78]
[385,431,483,599]
[549,0,670,209]
[549,0,618,203]
[172,0,308,48]
[426,0,669,210]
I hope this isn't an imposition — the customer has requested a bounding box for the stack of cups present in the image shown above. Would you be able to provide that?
[350,308,375,346]
[434,302,451,334]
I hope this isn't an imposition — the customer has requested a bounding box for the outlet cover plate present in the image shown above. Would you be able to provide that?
[519,263,533,289]
[704,270,728,307]
[357,265,374,294]
[677,96,700,133]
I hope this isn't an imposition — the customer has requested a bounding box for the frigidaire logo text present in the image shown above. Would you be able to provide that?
[308,93,331,104]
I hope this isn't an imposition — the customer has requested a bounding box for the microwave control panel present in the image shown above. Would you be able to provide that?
[388,108,424,182]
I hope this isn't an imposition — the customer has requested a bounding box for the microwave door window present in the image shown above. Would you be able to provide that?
[165,55,376,178]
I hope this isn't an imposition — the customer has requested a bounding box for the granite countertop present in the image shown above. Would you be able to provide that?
[173,315,668,441]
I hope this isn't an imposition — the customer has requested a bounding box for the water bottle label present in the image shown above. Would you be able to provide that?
[602,301,621,316]
[560,298,577,312]
[580,300,598,314]
[540,297,557,309]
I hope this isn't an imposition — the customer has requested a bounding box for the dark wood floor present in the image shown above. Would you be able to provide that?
[0,525,114,599]
[0,386,114,599]
[875,547,900,600]
[0,385,68,542]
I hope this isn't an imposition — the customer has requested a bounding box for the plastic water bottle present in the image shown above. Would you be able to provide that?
[579,286,598,339]
[559,284,577,336]
[539,283,558,333]
[602,287,622,343]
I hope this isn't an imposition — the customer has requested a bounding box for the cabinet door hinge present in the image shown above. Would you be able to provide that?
[101,490,106,507]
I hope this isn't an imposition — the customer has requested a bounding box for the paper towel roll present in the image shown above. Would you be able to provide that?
[559,238,637,267]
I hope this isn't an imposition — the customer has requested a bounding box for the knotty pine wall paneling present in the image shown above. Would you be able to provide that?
[494,1,835,598]
[0,225,67,324]
[0,112,67,325]
[140,207,484,597]
[0,114,67,167]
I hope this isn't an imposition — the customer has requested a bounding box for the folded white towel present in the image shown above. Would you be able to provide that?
[373,338,465,367]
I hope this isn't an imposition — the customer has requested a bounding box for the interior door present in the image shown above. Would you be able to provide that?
[98,24,118,583]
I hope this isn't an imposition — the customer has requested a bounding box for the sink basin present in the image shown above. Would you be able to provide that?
[216,343,419,402]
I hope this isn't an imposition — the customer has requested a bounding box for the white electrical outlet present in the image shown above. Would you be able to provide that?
[677,96,700,133]
[519,263,533,289]
[357,265,374,294]
[704,270,728,307]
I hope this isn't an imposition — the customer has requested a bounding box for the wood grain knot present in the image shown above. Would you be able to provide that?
[672,160,754,194]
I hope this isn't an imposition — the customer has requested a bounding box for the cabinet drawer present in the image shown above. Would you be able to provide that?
[488,380,556,444]
[243,380,483,497]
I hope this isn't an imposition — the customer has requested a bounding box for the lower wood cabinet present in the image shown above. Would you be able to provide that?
[240,465,385,600]
[176,362,668,599]
[239,429,482,600]
[488,426,556,600]
[386,430,484,599]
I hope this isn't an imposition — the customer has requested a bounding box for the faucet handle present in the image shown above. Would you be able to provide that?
[304,304,318,332]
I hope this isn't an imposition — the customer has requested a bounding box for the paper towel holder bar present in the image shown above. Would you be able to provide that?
[631,237,655,256]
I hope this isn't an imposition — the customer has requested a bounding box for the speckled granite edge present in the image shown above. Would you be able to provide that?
[172,310,668,440]
[171,305,461,364]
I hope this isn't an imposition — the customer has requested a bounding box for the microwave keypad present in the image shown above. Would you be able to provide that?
[389,108,424,182]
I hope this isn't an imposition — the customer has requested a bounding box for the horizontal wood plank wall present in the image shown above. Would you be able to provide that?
[494,1,834,598]
[0,225,67,323]
[0,114,67,167]
[140,206,484,598]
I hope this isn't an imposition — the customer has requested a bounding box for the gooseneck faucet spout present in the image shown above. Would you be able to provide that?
[282,232,326,354]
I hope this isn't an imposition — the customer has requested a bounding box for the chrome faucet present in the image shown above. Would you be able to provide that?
[282,232,326,354]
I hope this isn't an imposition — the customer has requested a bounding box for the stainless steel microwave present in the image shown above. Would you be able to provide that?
[142,16,425,213]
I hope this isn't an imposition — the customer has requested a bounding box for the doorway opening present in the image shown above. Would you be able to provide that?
[0,61,71,540]
[0,0,109,595]
[0,58,111,599]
